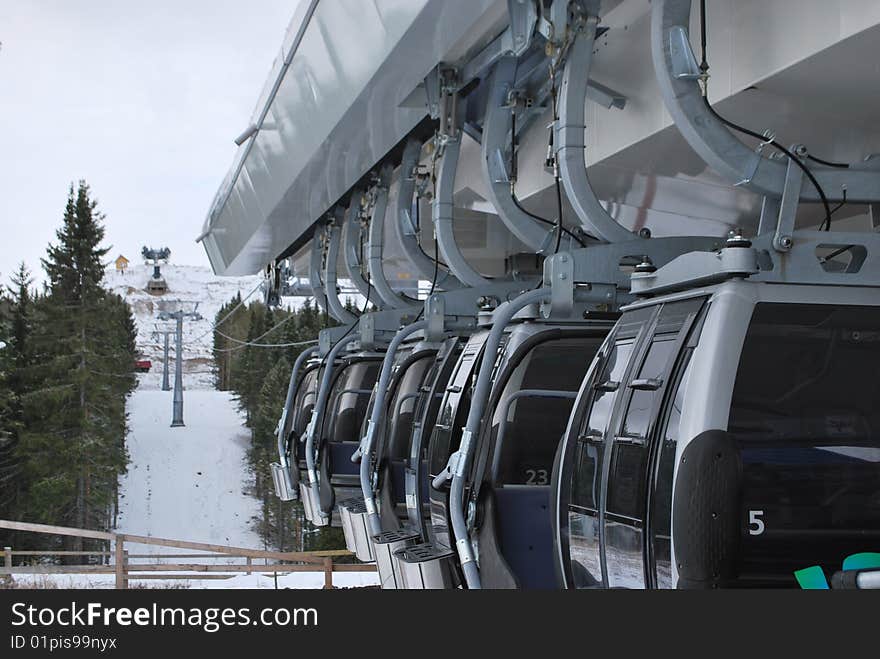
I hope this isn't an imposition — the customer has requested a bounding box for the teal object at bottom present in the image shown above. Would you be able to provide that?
[794,565,829,589]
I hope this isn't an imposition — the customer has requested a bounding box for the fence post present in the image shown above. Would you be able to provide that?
[123,551,130,589]
[323,557,333,590]
[114,536,126,590]
[3,546,11,586]
[246,557,252,575]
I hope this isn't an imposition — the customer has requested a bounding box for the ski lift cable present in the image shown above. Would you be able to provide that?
[214,337,320,352]
[191,279,265,342]
[214,312,304,351]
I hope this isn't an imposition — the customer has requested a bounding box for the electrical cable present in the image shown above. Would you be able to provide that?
[806,154,850,169]
[414,193,449,269]
[699,0,835,231]
[414,233,442,322]
[510,96,586,248]
[215,309,296,347]
[215,338,319,352]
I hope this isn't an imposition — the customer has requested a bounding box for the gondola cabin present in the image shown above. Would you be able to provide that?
[555,234,880,588]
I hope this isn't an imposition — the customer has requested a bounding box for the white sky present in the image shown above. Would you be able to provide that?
[0,0,297,284]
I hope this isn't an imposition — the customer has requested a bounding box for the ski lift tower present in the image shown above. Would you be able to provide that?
[151,324,176,391]
[142,246,171,295]
[157,300,202,427]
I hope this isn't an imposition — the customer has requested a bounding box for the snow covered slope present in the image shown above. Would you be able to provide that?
[94,264,380,588]
[115,390,262,556]
[106,263,261,390]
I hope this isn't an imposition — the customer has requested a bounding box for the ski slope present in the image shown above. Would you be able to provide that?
[85,262,378,588]
[106,263,262,390]
[116,389,263,555]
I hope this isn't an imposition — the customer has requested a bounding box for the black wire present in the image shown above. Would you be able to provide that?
[413,240,439,322]
[807,154,850,169]
[319,269,372,372]
[414,193,449,269]
[550,68,564,254]
[698,2,834,231]
[828,188,848,218]
[554,177,564,254]
[510,92,586,248]
[699,0,709,75]
[428,236,440,299]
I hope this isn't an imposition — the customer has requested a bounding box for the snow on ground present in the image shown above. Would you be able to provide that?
[11,571,378,590]
[116,390,263,556]
[86,262,378,589]
[106,263,263,390]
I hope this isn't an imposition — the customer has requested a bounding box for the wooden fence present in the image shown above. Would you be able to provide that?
[0,520,375,589]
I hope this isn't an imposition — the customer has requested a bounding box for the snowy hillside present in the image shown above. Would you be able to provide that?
[108,263,265,555]
[105,263,262,390]
[89,263,380,588]
[115,390,262,555]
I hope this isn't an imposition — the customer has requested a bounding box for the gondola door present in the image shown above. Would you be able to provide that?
[601,298,705,588]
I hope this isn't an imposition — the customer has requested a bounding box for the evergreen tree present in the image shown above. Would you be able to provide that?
[212,294,342,551]
[16,181,136,552]
[0,286,18,541]
[7,263,33,426]
[0,264,33,542]
[250,357,299,549]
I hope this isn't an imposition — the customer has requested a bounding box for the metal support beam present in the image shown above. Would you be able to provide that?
[433,136,493,288]
[368,166,420,310]
[323,213,359,323]
[305,330,360,524]
[555,15,636,243]
[394,139,462,290]
[271,344,319,501]
[358,320,428,535]
[651,0,878,203]
[773,160,805,252]
[308,231,329,315]
[342,191,379,302]
[482,56,569,254]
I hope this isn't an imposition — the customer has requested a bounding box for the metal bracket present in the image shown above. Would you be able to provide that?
[735,132,774,187]
[630,243,760,296]
[773,158,805,252]
[455,430,474,478]
[359,313,376,348]
[668,25,700,79]
[437,67,460,145]
[547,251,575,316]
[507,0,538,56]
[456,537,476,565]
[425,294,446,341]
[425,67,441,120]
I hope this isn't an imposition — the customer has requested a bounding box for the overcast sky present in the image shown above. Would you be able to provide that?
[0,0,297,284]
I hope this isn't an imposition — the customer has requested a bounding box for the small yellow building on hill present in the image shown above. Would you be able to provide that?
[115,254,129,274]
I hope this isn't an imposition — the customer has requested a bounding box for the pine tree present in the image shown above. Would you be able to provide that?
[7,263,33,426]
[250,356,293,549]
[17,181,136,553]
[0,264,33,542]
[0,287,18,542]
[211,295,342,551]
